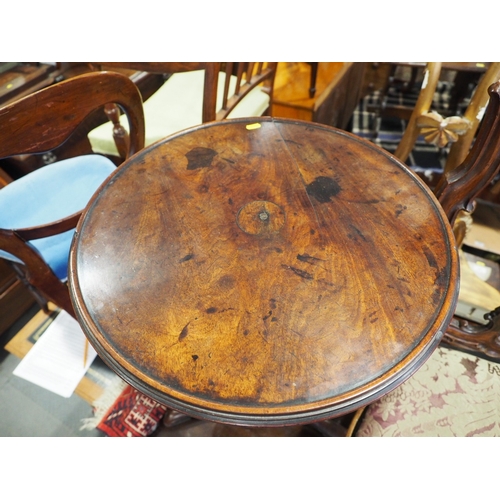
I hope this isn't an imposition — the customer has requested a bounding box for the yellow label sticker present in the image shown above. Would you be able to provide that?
[246,123,262,130]
[476,63,486,68]
[6,83,13,89]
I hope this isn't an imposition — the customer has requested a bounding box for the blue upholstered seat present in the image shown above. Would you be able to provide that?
[0,154,116,280]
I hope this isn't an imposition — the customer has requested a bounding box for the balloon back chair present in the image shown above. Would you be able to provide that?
[0,71,145,318]
[86,62,277,161]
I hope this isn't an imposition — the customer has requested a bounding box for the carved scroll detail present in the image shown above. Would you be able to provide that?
[443,307,500,360]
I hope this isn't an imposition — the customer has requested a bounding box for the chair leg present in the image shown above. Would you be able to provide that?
[9,262,49,313]
[346,406,366,437]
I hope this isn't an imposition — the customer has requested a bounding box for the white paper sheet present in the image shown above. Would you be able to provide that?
[13,310,97,398]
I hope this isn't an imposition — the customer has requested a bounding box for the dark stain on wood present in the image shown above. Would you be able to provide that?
[430,269,448,305]
[348,224,368,242]
[318,278,336,288]
[179,253,194,263]
[297,253,325,264]
[281,265,314,280]
[423,247,439,271]
[306,176,341,203]
[206,307,218,314]
[395,204,407,217]
[179,322,190,341]
[263,310,273,321]
[186,147,218,170]
[192,354,199,361]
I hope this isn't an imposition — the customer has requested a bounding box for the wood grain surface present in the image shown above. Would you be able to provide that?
[69,117,459,425]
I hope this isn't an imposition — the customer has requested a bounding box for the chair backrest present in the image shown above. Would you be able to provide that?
[394,62,500,173]
[92,62,277,120]
[89,62,277,157]
[0,71,145,160]
[0,71,145,316]
[435,81,500,226]
[215,62,277,120]
[393,62,442,162]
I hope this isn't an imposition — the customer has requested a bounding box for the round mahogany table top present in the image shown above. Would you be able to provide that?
[69,117,459,426]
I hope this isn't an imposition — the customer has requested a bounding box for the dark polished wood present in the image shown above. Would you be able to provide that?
[0,71,145,318]
[69,117,459,426]
[0,64,163,179]
[443,308,500,361]
[435,82,500,225]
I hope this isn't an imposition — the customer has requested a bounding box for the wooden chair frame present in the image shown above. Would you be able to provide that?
[394,62,500,174]
[0,71,145,317]
[89,62,278,159]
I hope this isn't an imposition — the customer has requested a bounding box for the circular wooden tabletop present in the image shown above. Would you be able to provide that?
[69,117,459,426]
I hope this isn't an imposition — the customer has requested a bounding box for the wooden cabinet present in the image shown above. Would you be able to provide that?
[0,260,35,337]
[271,62,366,130]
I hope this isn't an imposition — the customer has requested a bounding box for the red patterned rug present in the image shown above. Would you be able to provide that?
[97,385,167,437]
[81,378,167,437]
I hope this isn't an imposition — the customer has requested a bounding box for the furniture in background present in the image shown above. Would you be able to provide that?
[0,63,65,108]
[393,62,500,173]
[367,62,489,135]
[69,116,459,428]
[348,81,500,436]
[306,63,319,97]
[0,71,145,318]
[271,62,366,130]
[87,62,277,161]
[385,63,500,331]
